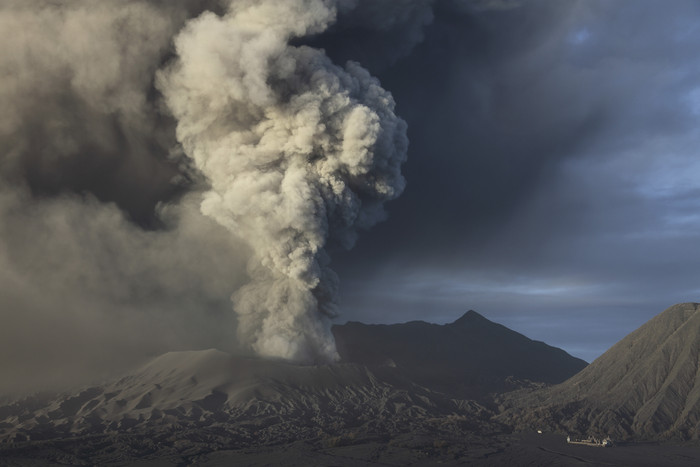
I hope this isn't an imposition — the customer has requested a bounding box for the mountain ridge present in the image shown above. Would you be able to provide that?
[333,309,588,398]
[498,302,700,440]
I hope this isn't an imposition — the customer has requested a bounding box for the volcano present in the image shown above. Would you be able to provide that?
[0,310,584,465]
[4,306,700,465]
[499,302,700,440]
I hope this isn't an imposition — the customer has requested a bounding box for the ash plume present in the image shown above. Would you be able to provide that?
[0,0,458,384]
[158,0,408,363]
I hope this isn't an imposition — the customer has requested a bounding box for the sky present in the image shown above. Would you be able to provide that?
[331,0,700,362]
[1,0,700,392]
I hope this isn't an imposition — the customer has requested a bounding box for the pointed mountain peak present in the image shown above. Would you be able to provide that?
[452,309,489,326]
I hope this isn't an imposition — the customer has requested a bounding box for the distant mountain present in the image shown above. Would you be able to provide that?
[499,303,700,441]
[333,310,588,398]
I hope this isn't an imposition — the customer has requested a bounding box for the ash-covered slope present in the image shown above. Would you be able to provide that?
[333,310,588,398]
[500,302,700,440]
[0,313,587,464]
[0,349,498,452]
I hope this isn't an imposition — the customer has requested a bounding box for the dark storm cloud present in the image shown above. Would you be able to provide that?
[328,0,594,263]
[331,0,700,360]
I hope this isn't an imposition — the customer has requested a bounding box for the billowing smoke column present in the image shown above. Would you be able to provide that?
[158,0,408,363]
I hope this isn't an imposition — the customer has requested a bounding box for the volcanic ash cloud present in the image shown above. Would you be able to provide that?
[158,0,408,363]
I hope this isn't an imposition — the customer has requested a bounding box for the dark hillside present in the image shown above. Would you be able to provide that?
[500,303,700,440]
[333,310,588,398]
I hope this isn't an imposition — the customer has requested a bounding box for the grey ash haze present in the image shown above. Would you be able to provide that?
[1,0,699,393]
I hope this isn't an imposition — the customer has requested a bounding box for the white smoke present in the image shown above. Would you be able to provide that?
[158,0,408,363]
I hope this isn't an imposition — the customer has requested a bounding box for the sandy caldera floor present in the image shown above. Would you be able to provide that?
[2,431,700,466]
[191,432,700,467]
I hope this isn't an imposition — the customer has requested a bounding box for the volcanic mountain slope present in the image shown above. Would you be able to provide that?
[0,350,464,443]
[499,303,700,441]
[333,310,588,398]
[0,311,590,465]
[0,349,506,465]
